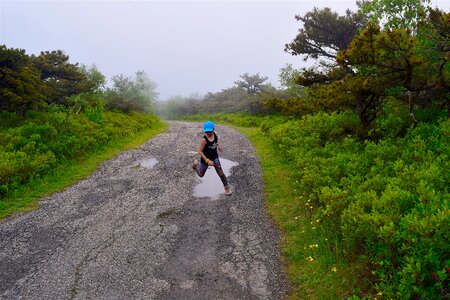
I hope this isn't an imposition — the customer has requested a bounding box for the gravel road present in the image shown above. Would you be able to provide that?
[0,121,288,299]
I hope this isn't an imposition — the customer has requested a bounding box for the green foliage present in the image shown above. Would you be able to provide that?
[214,112,449,298]
[234,72,270,94]
[267,111,360,148]
[106,70,158,114]
[372,98,412,138]
[157,74,276,119]
[417,9,450,113]
[282,8,449,133]
[157,95,201,119]
[0,45,47,115]
[335,10,450,130]
[357,0,431,30]
[0,46,109,116]
[265,113,449,298]
[32,50,95,106]
[339,24,425,92]
[0,110,162,199]
[84,104,105,124]
[285,7,368,67]
[338,125,450,298]
[79,64,106,92]
[278,64,304,95]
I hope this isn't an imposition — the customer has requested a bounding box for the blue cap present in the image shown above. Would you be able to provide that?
[203,121,214,133]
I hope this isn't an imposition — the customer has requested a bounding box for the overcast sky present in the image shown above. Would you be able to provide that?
[1,1,449,100]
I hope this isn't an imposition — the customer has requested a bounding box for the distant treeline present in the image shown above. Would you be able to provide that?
[157,72,280,118]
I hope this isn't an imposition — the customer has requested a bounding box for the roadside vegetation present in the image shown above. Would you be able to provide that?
[0,46,165,219]
[160,1,450,299]
[185,112,449,299]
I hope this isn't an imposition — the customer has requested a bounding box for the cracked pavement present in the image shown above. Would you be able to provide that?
[0,122,288,299]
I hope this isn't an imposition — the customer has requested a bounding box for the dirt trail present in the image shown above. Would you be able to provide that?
[0,122,288,299]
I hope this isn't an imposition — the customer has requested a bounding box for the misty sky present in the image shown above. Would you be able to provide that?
[1,1,449,100]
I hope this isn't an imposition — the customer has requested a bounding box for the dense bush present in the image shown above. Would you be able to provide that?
[267,113,449,298]
[208,111,449,298]
[0,109,161,197]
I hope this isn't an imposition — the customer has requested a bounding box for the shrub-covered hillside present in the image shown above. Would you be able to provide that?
[0,45,164,217]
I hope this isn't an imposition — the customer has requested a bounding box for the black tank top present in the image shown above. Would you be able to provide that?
[201,133,218,163]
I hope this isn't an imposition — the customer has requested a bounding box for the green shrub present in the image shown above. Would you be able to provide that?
[85,104,105,124]
[184,111,449,298]
[262,113,449,298]
[0,110,162,197]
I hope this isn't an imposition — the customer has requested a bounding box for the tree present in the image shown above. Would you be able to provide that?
[135,70,158,104]
[234,73,269,94]
[420,9,450,116]
[32,50,91,106]
[283,7,369,110]
[110,74,132,94]
[79,64,106,93]
[106,70,158,113]
[278,64,308,97]
[0,45,46,115]
[285,7,368,69]
[107,74,139,113]
[357,0,431,31]
[338,15,450,124]
[295,65,349,86]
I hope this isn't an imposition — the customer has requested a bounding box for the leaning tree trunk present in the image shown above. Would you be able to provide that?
[357,100,372,137]
[357,94,380,137]
[408,91,418,126]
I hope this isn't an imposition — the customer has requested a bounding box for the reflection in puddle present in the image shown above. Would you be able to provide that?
[194,158,238,199]
[139,158,158,169]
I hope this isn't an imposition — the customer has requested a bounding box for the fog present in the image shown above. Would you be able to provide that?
[1,0,448,100]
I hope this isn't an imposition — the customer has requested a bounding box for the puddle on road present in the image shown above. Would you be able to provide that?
[138,158,158,169]
[193,158,238,199]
